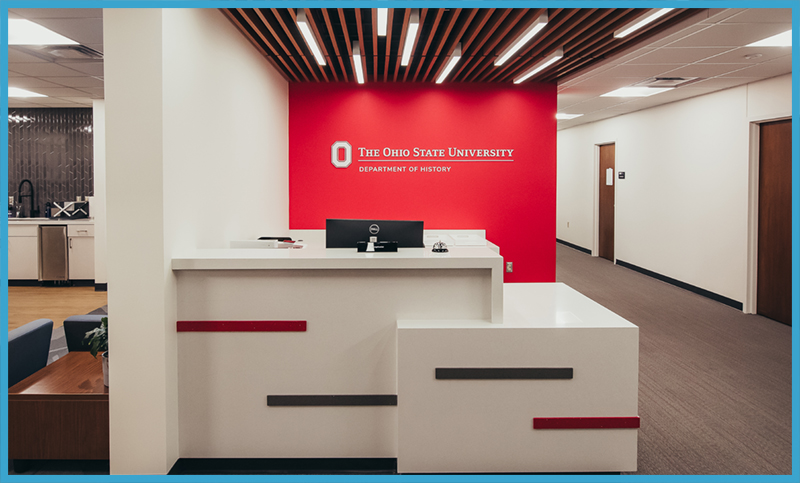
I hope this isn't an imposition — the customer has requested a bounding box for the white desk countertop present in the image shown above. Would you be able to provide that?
[172,244,502,271]
[8,218,94,225]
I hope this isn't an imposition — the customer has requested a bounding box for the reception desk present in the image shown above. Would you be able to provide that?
[171,239,638,473]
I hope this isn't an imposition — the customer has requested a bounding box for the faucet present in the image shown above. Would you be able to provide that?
[17,179,35,218]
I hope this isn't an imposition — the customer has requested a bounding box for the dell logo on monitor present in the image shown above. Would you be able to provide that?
[369,224,380,235]
[331,141,352,168]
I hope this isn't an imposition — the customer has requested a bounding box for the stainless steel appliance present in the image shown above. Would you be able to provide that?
[39,225,68,281]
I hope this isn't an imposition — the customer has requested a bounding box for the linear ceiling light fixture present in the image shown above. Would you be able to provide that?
[8,87,47,97]
[401,9,420,66]
[8,19,78,45]
[556,113,583,120]
[495,12,548,66]
[747,30,792,47]
[614,8,674,39]
[377,8,388,36]
[296,9,326,65]
[352,40,365,84]
[513,48,563,84]
[601,86,672,97]
[436,43,462,84]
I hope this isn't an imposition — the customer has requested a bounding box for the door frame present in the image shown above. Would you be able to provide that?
[745,115,791,314]
[593,141,617,260]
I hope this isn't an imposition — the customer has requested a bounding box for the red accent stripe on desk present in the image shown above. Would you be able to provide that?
[177,321,306,332]
[533,417,640,430]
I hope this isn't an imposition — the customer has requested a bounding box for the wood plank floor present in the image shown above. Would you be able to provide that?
[7,286,107,331]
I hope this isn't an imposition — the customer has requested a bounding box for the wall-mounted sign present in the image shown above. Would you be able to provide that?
[332,141,515,174]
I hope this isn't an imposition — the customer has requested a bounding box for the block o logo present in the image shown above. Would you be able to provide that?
[331,141,352,168]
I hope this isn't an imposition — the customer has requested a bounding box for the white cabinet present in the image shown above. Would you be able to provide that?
[68,224,95,280]
[8,225,39,280]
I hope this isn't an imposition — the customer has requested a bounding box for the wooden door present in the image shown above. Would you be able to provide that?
[757,119,792,325]
[598,144,616,261]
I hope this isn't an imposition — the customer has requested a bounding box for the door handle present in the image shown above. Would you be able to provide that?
[69,238,73,249]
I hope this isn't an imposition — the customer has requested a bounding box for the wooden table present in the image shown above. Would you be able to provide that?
[8,351,109,462]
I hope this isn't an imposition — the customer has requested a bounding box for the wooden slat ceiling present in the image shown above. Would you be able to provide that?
[222,7,701,84]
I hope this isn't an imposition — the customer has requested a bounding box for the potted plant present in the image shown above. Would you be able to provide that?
[84,317,109,386]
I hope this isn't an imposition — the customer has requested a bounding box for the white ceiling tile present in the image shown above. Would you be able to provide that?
[59,97,94,105]
[40,76,104,88]
[687,77,752,90]
[7,77,65,89]
[644,25,711,49]
[8,48,48,63]
[660,63,750,78]
[80,87,105,96]
[9,8,103,19]
[24,97,82,106]
[625,47,735,65]
[8,70,25,77]
[8,101,44,108]
[599,64,685,78]
[722,9,793,24]
[31,18,103,46]
[702,46,791,64]
[668,23,792,48]
[700,9,747,24]
[32,87,94,97]
[59,62,104,76]
[719,55,792,78]
[9,62,86,77]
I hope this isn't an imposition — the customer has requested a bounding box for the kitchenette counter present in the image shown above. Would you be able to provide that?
[8,217,94,225]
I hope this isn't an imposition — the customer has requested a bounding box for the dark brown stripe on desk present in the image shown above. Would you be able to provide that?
[267,395,397,406]
[435,368,573,380]
[534,417,640,429]
[177,320,306,332]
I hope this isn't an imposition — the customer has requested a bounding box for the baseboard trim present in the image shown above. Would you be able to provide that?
[71,279,94,287]
[168,458,397,475]
[8,280,40,287]
[556,238,591,255]
[616,260,743,310]
[94,283,107,292]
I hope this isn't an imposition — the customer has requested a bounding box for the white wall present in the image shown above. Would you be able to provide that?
[104,8,288,474]
[91,99,107,285]
[557,74,791,304]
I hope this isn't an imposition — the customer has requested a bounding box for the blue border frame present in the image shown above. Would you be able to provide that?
[2,1,798,482]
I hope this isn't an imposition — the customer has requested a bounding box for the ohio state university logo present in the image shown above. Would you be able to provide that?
[331,141,352,168]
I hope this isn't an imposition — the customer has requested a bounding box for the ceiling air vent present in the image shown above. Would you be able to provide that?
[13,44,104,61]
[634,77,700,88]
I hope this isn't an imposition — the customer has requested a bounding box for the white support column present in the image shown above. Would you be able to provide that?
[104,8,179,474]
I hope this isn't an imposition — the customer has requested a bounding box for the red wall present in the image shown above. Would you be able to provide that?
[289,82,556,282]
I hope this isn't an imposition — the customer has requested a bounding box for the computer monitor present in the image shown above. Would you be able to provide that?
[326,219,425,248]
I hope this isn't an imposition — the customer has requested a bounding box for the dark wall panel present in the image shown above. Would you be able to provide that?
[8,108,94,216]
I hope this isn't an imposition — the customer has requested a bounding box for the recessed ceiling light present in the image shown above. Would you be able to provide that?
[401,9,420,66]
[377,8,388,37]
[436,43,462,84]
[556,113,583,120]
[9,87,47,98]
[495,12,548,66]
[352,40,365,84]
[296,9,326,66]
[513,48,563,84]
[747,30,792,47]
[614,9,674,39]
[601,86,672,97]
[8,19,79,45]
[744,53,763,60]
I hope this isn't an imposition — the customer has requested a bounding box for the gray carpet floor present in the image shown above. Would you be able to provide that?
[556,243,792,475]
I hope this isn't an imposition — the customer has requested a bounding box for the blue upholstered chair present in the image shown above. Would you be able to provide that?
[8,318,54,388]
[63,314,105,352]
